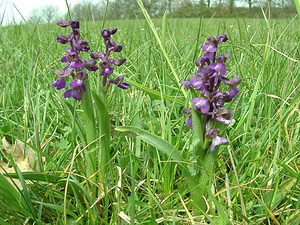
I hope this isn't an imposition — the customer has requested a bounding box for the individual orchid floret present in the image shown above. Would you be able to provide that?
[181,34,240,151]
[182,108,193,129]
[108,75,129,89]
[52,20,97,100]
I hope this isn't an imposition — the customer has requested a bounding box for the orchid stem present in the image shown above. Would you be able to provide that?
[82,80,97,179]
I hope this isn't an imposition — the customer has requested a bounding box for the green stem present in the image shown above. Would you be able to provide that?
[92,90,110,184]
[191,151,217,214]
[294,0,300,17]
[81,80,97,178]
[191,109,205,159]
[190,106,216,214]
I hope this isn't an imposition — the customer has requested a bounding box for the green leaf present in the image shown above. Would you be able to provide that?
[0,173,32,217]
[294,0,300,17]
[5,172,63,184]
[115,126,183,161]
[92,91,110,183]
[281,163,299,179]
[11,161,37,218]
[0,217,10,225]
[33,201,78,219]
[263,177,297,210]
[127,79,185,106]
[191,109,206,159]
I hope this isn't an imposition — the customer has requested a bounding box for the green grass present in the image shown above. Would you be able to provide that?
[0,15,299,224]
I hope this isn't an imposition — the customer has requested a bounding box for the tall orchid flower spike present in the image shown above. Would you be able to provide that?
[181,34,240,151]
[52,20,98,100]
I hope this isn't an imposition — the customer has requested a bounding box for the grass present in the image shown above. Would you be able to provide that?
[0,14,300,224]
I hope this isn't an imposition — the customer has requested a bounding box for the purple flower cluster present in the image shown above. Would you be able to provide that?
[52,20,90,100]
[181,35,240,151]
[90,28,128,89]
[52,21,128,100]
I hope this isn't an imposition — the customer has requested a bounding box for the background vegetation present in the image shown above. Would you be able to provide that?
[25,0,297,24]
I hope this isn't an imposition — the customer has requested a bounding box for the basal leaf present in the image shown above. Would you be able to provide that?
[115,126,183,161]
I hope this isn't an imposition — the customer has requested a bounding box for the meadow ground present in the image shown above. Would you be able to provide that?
[0,15,299,224]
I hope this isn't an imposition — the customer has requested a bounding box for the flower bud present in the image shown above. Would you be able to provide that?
[111,28,118,34]
[114,58,126,66]
[113,44,123,52]
[102,29,111,38]
[57,35,69,44]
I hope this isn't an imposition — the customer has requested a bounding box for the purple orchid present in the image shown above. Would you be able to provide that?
[90,28,129,89]
[181,34,240,151]
[53,23,128,100]
[52,20,98,100]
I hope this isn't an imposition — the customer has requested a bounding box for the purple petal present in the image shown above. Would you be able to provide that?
[180,80,191,89]
[86,66,99,71]
[61,56,68,63]
[210,136,228,151]
[63,90,72,98]
[70,20,80,29]
[57,20,71,27]
[191,98,211,114]
[216,54,229,63]
[101,59,111,68]
[107,40,116,48]
[215,116,232,125]
[102,29,111,38]
[70,79,83,88]
[101,67,114,76]
[212,91,223,100]
[113,58,126,66]
[73,39,89,51]
[209,62,226,76]
[90,52,101,59]
[215,109,232,125]
[229,86,239,98]
[185,115,193,129]
[224,86,239,102]
[52,78,66,90]
[54,69,64,76]
[225,77,241,86]
[182,107,191,115]
[118,82,130,89]
[70,79,86,92]
[217,98,225,108]
[206,128,218,138]
[111,28,118,34]
[57,35,69,44]
[84,59,96,68]
[218,34,228,43]
[63,68,74,77]
[198,67,212,78]
[76,70,88,79]
[115,74,125,83]
[64,89,81,100]
[219,64,226,76]
[70,61,84,68]
[207,36,218,43]
[113,44,123,52]
[108,75,129,89]
[190,77,205,90]
[195,55,210,67]
[202,43,217,53]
